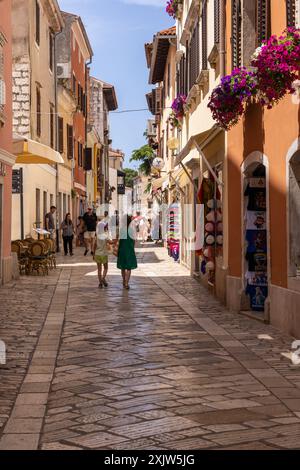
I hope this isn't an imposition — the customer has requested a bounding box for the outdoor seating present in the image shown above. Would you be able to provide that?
[27,241,49,276]
[11,241,30,275]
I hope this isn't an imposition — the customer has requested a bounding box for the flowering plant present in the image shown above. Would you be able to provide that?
[166,0,183,19]
[208,67,258,130]
[251,28,300,108]
[168,111,182,129]
[171,94,187,120]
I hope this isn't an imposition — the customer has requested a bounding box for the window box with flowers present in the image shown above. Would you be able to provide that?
[166,0,183,19]
[168,94,187,130]
[208,28,300,130]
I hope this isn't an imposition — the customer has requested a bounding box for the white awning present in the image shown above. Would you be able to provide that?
[13,135,64,165]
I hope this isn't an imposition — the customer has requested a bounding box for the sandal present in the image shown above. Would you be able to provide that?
[102,280,108,287]
[99,281,103,288]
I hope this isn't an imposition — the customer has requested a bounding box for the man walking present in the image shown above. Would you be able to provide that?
[45,206,57,239]
[82,207,97,256]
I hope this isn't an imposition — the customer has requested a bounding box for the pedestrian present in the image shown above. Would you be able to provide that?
[82,207,97,256]
[93,221,113,288]
[76,216,85,247]
[61,213,75,256]
[45,206,56,239]
[117,215,137,290]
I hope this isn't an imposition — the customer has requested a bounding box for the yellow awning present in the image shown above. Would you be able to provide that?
[13,136,64,165]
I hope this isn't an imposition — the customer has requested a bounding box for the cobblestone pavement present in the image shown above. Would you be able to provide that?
[1,245,300,450]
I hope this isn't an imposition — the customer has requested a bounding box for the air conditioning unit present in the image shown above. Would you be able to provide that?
[57,63,71,79]
[0,79,6,106]
[147,119,156,138]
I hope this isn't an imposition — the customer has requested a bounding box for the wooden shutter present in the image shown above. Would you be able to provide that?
[50,105,54,149]
[36,87,41,137]
[231,0,242,68]
[84,148,92,171]
[286,0,296,26]
[67,125,73,159]
[257,0,271,45]
[49,31,54,72]
[202,1,208,70]
[185,41,189,95]
[58,117,64,154]
[189,22,200,90]
[214,0,220,44]
[36,0,40,46]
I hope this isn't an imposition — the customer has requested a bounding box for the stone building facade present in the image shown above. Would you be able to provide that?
[11,0,64,240]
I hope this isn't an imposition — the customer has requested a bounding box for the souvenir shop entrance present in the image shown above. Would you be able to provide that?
[242,158,269,318]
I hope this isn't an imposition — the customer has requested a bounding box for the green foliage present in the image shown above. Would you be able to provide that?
[130,145,155,177]
[123,168,138,188]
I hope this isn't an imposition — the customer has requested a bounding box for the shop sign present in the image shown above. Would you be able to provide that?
[12,168,23,194]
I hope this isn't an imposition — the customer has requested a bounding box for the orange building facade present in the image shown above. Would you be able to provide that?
[224,0,300,337]
[0,0,15,284]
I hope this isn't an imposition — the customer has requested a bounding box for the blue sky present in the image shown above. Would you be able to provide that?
[59,0,173,168]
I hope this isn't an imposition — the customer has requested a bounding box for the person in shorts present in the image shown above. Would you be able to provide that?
[93,222,113,288]
[83,207,97,256]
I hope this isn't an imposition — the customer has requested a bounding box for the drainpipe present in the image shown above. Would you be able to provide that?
[220,0,226,77]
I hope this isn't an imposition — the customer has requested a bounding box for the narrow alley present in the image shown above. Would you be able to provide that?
[1,246,300,450]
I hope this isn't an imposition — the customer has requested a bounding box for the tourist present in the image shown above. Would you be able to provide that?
[45,206,56,239]
[93,221,113,288]
[117,215,137,290]
[61,213,75,256]
[82,207,97,256]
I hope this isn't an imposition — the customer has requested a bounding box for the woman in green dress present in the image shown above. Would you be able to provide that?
[117,215,137,289]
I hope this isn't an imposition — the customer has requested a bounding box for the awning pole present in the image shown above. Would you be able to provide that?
[179,162,199,194]
[169,173,186,196]
[194,141,224,188]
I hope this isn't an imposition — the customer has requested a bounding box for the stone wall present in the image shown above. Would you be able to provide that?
[12,58,30,137]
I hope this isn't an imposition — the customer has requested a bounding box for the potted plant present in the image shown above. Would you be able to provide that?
[166,0,183,19]
[208,67,258,130]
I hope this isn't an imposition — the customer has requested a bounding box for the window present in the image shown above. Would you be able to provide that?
[256,0,271,46]
[43,191,47,220]
[72,74,76,96]
[286,0,296,26]
[58,117,64,154]
[201,0,208,71]
[167,62,171,97]
[36,86,41,137]
[50,104,54,149]
[36,189,41,228]
[78,142,83,167]
[67,124,73,159]
[35,0,40,46]
[231,0,242,68]
[214,0,220,45]
[49,30,54,72]
[189,22,200,91]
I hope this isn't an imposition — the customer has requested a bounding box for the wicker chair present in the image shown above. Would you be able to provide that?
[11,241,30,275]
[28,241,49,276]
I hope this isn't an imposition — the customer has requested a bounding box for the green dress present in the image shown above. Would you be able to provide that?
[117,228,137,270]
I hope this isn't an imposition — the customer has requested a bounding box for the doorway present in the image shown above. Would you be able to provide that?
[242,161,269,316]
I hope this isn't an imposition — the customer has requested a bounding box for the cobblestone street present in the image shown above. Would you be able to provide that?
[1,245,300,450]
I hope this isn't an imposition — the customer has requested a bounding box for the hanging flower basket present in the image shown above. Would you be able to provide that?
[208,28,300,129]
[166,0,183,19]
[251,28,300,109]
[171,94,187,118]
[168,111,182,130]
[208,67,258,130]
